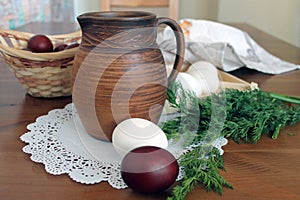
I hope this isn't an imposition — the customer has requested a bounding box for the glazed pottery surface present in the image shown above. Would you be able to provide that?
[72,11,185,141]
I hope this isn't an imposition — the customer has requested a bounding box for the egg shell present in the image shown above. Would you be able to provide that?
[112,118,168,157]
[186,61,220,95]
[121,146,179,194]
[27,35,53,53]
[175,72,202,96]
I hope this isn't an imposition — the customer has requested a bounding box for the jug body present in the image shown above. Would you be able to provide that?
[72,11,184,141]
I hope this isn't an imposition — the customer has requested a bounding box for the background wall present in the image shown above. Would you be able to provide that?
[73,0,300,48]
[216,0,300,48]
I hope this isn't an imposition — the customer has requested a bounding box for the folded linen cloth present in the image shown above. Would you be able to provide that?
[157,19,300,74]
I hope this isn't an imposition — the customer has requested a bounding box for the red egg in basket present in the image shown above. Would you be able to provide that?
[27,34,53,53]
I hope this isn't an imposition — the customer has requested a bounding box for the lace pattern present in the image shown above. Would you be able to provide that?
[20,103,227,188]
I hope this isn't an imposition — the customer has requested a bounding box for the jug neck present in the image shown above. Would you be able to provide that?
[77,11,159,51]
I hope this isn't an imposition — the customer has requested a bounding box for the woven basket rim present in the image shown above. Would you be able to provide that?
[0,28,81,61]
[0,28,81,40]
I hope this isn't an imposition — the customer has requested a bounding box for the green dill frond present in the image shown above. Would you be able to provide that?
[167,147,233,200]
[163,81,300,200]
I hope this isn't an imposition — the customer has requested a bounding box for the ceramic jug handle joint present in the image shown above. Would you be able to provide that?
[156,18,185,86]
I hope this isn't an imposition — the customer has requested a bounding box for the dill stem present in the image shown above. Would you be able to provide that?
[268,92,300,104]
[272,124,282,139]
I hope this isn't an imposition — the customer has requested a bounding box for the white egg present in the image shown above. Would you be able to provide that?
[186,61,220,95]
[112,118,168,157]
[175,72,202,96]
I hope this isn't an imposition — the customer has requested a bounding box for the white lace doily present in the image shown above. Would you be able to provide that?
[20,103,227,189]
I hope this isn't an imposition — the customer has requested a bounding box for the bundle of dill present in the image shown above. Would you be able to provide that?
[161,82,300,200]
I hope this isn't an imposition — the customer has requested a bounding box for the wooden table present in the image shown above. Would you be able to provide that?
[0,22,299,200]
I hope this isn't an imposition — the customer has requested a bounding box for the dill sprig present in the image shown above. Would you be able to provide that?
[162,82,300,200]
[167,147,232,200]
[213,88,300,142]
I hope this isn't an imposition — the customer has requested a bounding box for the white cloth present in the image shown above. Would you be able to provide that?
[158,19,300,74]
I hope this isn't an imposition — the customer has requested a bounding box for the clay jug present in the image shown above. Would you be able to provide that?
[72,11,184,141]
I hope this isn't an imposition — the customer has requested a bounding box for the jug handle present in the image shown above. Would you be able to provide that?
[156,18,185,86]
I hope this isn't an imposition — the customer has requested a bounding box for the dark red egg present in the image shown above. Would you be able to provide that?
[65,42,79,49]
[121,146,179,194]
[27,34,53,53]
[54,44,68,52]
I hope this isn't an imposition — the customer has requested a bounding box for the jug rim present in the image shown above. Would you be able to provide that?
[77,11,157,21]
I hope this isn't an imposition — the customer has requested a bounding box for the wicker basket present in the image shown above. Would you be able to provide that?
[0,28,81,98]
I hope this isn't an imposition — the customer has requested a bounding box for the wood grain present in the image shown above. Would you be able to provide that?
[72,11,184,141]
[101,0,179,21]
[0,22,300,200]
